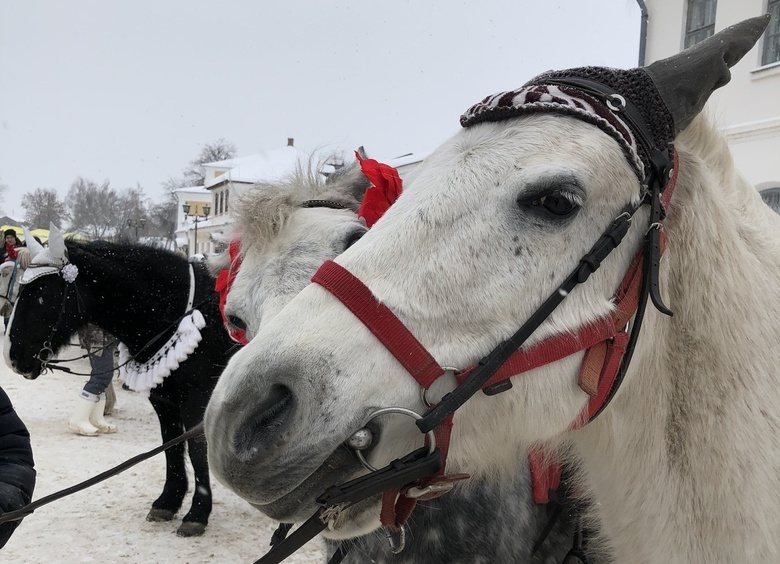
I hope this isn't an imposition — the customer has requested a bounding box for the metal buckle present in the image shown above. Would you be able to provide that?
[420,367,459,408]
[319,504,345,530]
[354,407,436,472]
[404,482,455,499]
[606,93,626,112]
[646,222,663,234]
[384,525,406,554]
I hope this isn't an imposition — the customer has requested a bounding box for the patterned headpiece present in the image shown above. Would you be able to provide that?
[460,15,771,185]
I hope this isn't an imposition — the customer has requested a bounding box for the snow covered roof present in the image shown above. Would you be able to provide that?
[204,146,304,189]
[172,185,208,194]
[386,152,425,168]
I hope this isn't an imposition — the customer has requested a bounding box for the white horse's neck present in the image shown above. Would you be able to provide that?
[572,117,780,562]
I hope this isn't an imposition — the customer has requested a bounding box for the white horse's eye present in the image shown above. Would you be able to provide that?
[532,193,577,216]
[523,191,579,218]
[344,228,367,250]
[227,314,247,331]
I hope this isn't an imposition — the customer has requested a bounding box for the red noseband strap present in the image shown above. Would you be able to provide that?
[311,262,445,387]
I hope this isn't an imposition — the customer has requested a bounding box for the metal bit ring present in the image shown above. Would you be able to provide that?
[354,407,436,472]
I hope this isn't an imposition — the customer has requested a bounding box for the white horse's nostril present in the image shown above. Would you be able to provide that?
[230,384,293,460]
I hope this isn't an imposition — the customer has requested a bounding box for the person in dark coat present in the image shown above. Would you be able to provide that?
[0,386,36,549]
[0,229,26,333]
[0,229,24,264]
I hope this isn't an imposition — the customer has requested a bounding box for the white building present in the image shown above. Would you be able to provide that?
[172,185,211,256]
[198,138,307,254]
[644,0,780,198]
[175,138,428,256]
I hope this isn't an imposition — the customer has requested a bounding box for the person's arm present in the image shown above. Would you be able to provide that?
[0,387,36,549]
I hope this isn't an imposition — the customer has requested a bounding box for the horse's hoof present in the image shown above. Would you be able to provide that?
[146,508,176,522]
[176,521,206,537]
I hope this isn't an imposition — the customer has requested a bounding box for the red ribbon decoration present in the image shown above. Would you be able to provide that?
[215,239,247,345]
[355,151,403,228]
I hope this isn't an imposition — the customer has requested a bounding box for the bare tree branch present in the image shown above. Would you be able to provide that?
[21,188,68,228]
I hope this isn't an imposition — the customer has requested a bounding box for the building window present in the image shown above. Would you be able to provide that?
[225,190,229,214]
[763,0,780,65]
[220,191,225,215]
[685,0,717,48]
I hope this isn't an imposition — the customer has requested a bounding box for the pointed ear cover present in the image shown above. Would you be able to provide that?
[22,227,44,259]
[644,14,771,134]
[48,223,67,263]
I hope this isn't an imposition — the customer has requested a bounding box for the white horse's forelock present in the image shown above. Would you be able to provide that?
[232,156,367,257]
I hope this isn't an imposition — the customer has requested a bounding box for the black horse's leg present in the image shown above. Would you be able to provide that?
[146,396,188,522]
[175,385,213,537]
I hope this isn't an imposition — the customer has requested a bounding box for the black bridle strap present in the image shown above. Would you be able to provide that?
[43,339,120,364]
[0,260,20,304]
[300,200,350,211]
[253,446,441,564]
[417,202,640,434]
[39,278,216,378]
[44,295,216,378]
[0,423,204,525]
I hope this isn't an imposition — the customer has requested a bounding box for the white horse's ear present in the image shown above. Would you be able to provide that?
[48,223,67,263]
[22,226,44,259]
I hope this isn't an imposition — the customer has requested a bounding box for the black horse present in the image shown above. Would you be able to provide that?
[4,234,237,536]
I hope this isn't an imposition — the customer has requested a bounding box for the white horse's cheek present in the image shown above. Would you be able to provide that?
[447,356,587,475]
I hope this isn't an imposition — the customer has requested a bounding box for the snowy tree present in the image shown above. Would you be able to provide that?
[168,138,237,190]
[21,188,68,228]
[66,178,123,239]
[0,177,7,210]
[146,199,178,241]
[117,185,151,240]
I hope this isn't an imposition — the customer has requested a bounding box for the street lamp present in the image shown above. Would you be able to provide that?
[182,203,211,257]
[127,217,146,242]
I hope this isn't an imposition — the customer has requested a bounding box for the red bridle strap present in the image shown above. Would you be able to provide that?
[311,263,462,530]
[311,261,445,388]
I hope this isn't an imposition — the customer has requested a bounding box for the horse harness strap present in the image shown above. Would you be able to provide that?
[0,259,20,305]
[39,263,208,379]
[0,423,205,526]
[256,77,679,562]
[307,155,678,539]
[253,446,443,564]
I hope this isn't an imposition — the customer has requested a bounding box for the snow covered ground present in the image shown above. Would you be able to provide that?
[0,340,326,563]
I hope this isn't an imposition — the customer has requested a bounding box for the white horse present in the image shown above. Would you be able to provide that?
[0,247,31,318]
[211,160,580,562]
[206,16,779,562]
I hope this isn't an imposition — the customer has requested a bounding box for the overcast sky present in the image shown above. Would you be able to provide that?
[0,0,640,220]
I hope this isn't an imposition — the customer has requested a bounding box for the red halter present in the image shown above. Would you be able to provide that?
[311,153,678,525]
[215,239,247,345]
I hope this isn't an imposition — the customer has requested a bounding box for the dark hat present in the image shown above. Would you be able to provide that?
[4,229,16,238]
